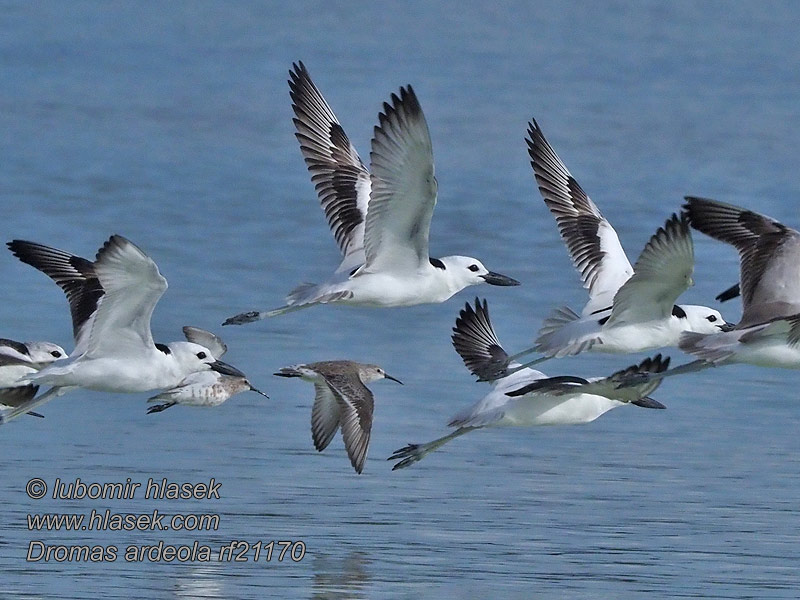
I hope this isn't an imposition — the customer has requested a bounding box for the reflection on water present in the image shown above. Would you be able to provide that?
[173,566,226,599]
[2,1,800,599]
[311,553,371,600]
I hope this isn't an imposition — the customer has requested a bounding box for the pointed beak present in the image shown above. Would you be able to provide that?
[631,396,667,409]
[481,271,520,286]
[210,360,247,378]
[248,384,270,398]
[719,323,735,332]
[384,373,403,385]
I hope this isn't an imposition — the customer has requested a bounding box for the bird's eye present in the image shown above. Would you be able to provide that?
[50,351,62,358]
[468,264,479,272]
[706,315,717,322]
[196,352,207,359]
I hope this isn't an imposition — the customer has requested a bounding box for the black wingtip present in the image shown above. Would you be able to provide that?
[611,353,671,382]
[451,297,509,381]
[378,85,423,130]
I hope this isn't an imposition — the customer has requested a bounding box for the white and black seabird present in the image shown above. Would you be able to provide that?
[389,298,668,470]
[497,120,729,376]
[223,62,518,325]
[0,236,243,424]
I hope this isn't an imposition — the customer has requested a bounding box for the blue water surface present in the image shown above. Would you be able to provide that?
[2,1,800,598]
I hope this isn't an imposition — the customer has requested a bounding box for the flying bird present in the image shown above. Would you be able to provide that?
[223,62,517,325]
[389,298,668,470]
[496,120,728,377]
[147,327,268,413]
[275,360,402,474]
[0,236,243,424]
[676,196,800,370]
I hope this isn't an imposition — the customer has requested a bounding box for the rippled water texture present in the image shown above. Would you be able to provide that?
[2,1,800,598]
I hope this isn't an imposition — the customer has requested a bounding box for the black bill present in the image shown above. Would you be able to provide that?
[210,360,247,378]
[481,271,520,286]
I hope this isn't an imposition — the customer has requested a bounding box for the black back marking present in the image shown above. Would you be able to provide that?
[506,375,590,397]
[672,305,687,319]
[0,338,30,356]
[155,343,171,355]
[429,257,446,270]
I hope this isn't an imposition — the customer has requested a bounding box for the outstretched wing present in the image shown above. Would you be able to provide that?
[308,382,340,452]
[84,236,168,358]
[321,371,374,474]
[684,196,800,324]
[289,62,370,271]
[7,240,104,351]
[451,298,509,381]
[606,214,694,325]
[577,354,670,405]
[182,326,227,359]
[364,86,436,272]
[527,119,633,316]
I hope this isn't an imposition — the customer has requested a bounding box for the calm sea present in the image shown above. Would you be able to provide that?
[2,1,799,598]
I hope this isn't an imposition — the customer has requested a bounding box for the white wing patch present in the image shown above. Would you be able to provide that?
[364,86,437,273]
[85,236,167,358]
[607,214,694,325]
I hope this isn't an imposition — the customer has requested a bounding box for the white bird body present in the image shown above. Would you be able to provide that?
[285,256,499,310]
[505,121,727,369]
[26,344,212,393]
[223,62,517,325]
[146,327,267,413]
[389,299,668,469]
[0,236,236,425]
[536,307,711,357]
[447,364,625,429]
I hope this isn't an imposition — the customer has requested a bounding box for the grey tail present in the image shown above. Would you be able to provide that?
[265,304,312,318]
[262,285,354,319]
[502,305,584,369]
[534,305,585,356]
[223,282,331,324]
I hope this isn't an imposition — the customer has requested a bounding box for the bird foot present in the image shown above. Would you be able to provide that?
[222,311,261,326]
